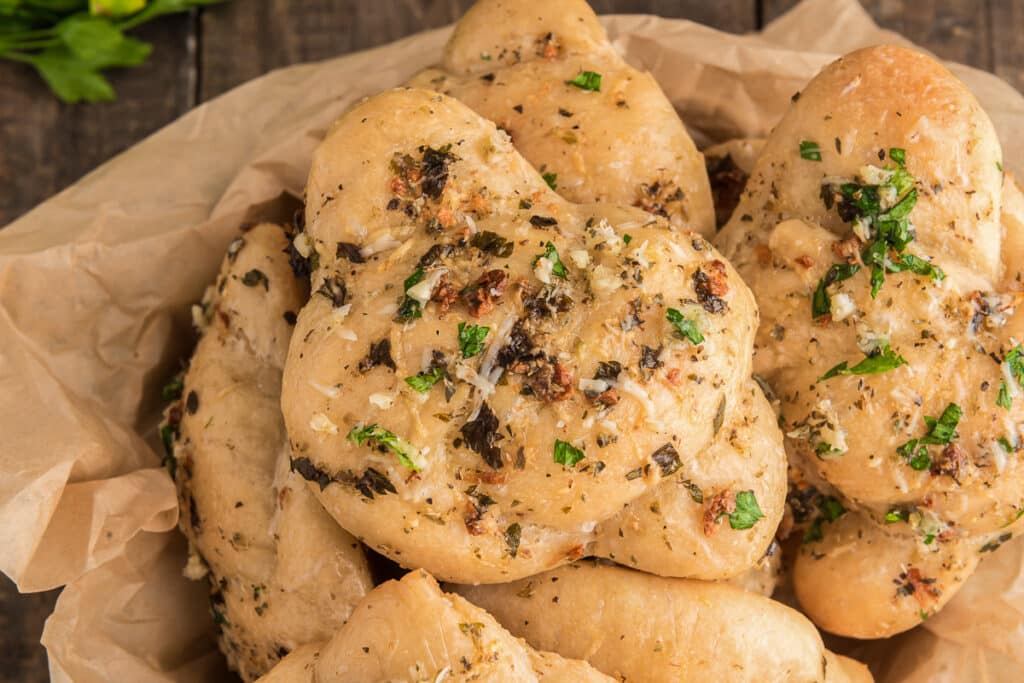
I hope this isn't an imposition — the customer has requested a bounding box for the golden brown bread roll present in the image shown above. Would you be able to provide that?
[255,569,611,682]
[166,223,372,680]
[456,561,872,682]
[715,45,1024,637]
[285,87,784,585]
[408,0,715,237]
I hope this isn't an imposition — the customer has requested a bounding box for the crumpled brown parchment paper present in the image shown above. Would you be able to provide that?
[0,0,1020,680]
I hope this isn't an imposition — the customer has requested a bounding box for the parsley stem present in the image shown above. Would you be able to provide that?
[1,51,35,63]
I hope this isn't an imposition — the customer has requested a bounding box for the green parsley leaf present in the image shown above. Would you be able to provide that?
[396,267,425,320]
[729,490,764,530]
[533,242,568,280]
[896,403,961,470]
[160,424,176,458]
[666,307,704,345]
[553,439,586,467]
[819,496,846,521]
[889,147,907,166]
[999,436,1016,453]
[27,47,115,103]
[885,509,909,524]
[998,380,1012,410]
[542,172,558,190]
[162,375,184,402]
[1006,345,1024,388]
[819,343,907,381]
[622,234,633,245]
[346,424,420,471]
[997,161,1004,173]
[799,140,822,161]
[887,253,945,282]
[405,367,444,393]
[921,403,962,444]
[56,15,151,68]
[812,263,860,318]
[566,70,601,91]
[458,322,489,358]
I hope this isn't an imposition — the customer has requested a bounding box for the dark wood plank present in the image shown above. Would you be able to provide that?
[0,576,60,683]
[198,0,756,101]
[762,0,993,70]
[0,13,197,227]
[588,0,756,33]
[990,0,1024,95]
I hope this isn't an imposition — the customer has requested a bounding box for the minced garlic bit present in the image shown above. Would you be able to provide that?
[568,249,590,268]
[534,253,555,284]
[183,549,208,580]
[292,231,313,258]
[310,411,339,435]
[407,268,447,305]
[831,292,856,321]
[369,392,396,410]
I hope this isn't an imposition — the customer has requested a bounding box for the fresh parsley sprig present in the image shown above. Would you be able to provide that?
[1,0,225,103]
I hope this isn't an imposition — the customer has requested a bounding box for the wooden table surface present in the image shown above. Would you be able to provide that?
[1,0,1022,680]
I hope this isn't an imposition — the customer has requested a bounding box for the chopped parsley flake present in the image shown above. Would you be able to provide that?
[815,152,942,306]
[803,495,847,543]
[622,234,633,245]
[405,367,444,393]
[458,322,490,358]
[553,439,586,467]
[729,490,764,530]
[885,509,909,524]
[533,242,568,280]
[799,140,822,161]
[347,424,420,471]
[896,403,962,471]
[1006,345,1024,392]
[566,70,601,92]
[162,376,184,402]
[819,342,907,381]
[542,172,558,190]
[666,307,704,345]
[812,263,860,319]
[998,380,1012,410]
[504,523,522,557]
[397,268,426,320]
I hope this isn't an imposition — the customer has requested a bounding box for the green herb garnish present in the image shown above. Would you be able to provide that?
[729,490,764,530]
[0,0,224,103]
[812,263,860,318]
[162,375,183,402]
[998,380,1012,410]
[566,70,601,91]
[799,140,821,161]
[819,342,907,381]
[666,307,704,345]
[347,424,420,471]
[553,439,586,467]
[885,509,909,523]
[405,367,445,393]
[622,234,633,245]
[458,322,490,358]
[534,242,567,280]
[542,172,558,190]
[397,267,426,320]
[896,403,962,471]
[889,147,907,166]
